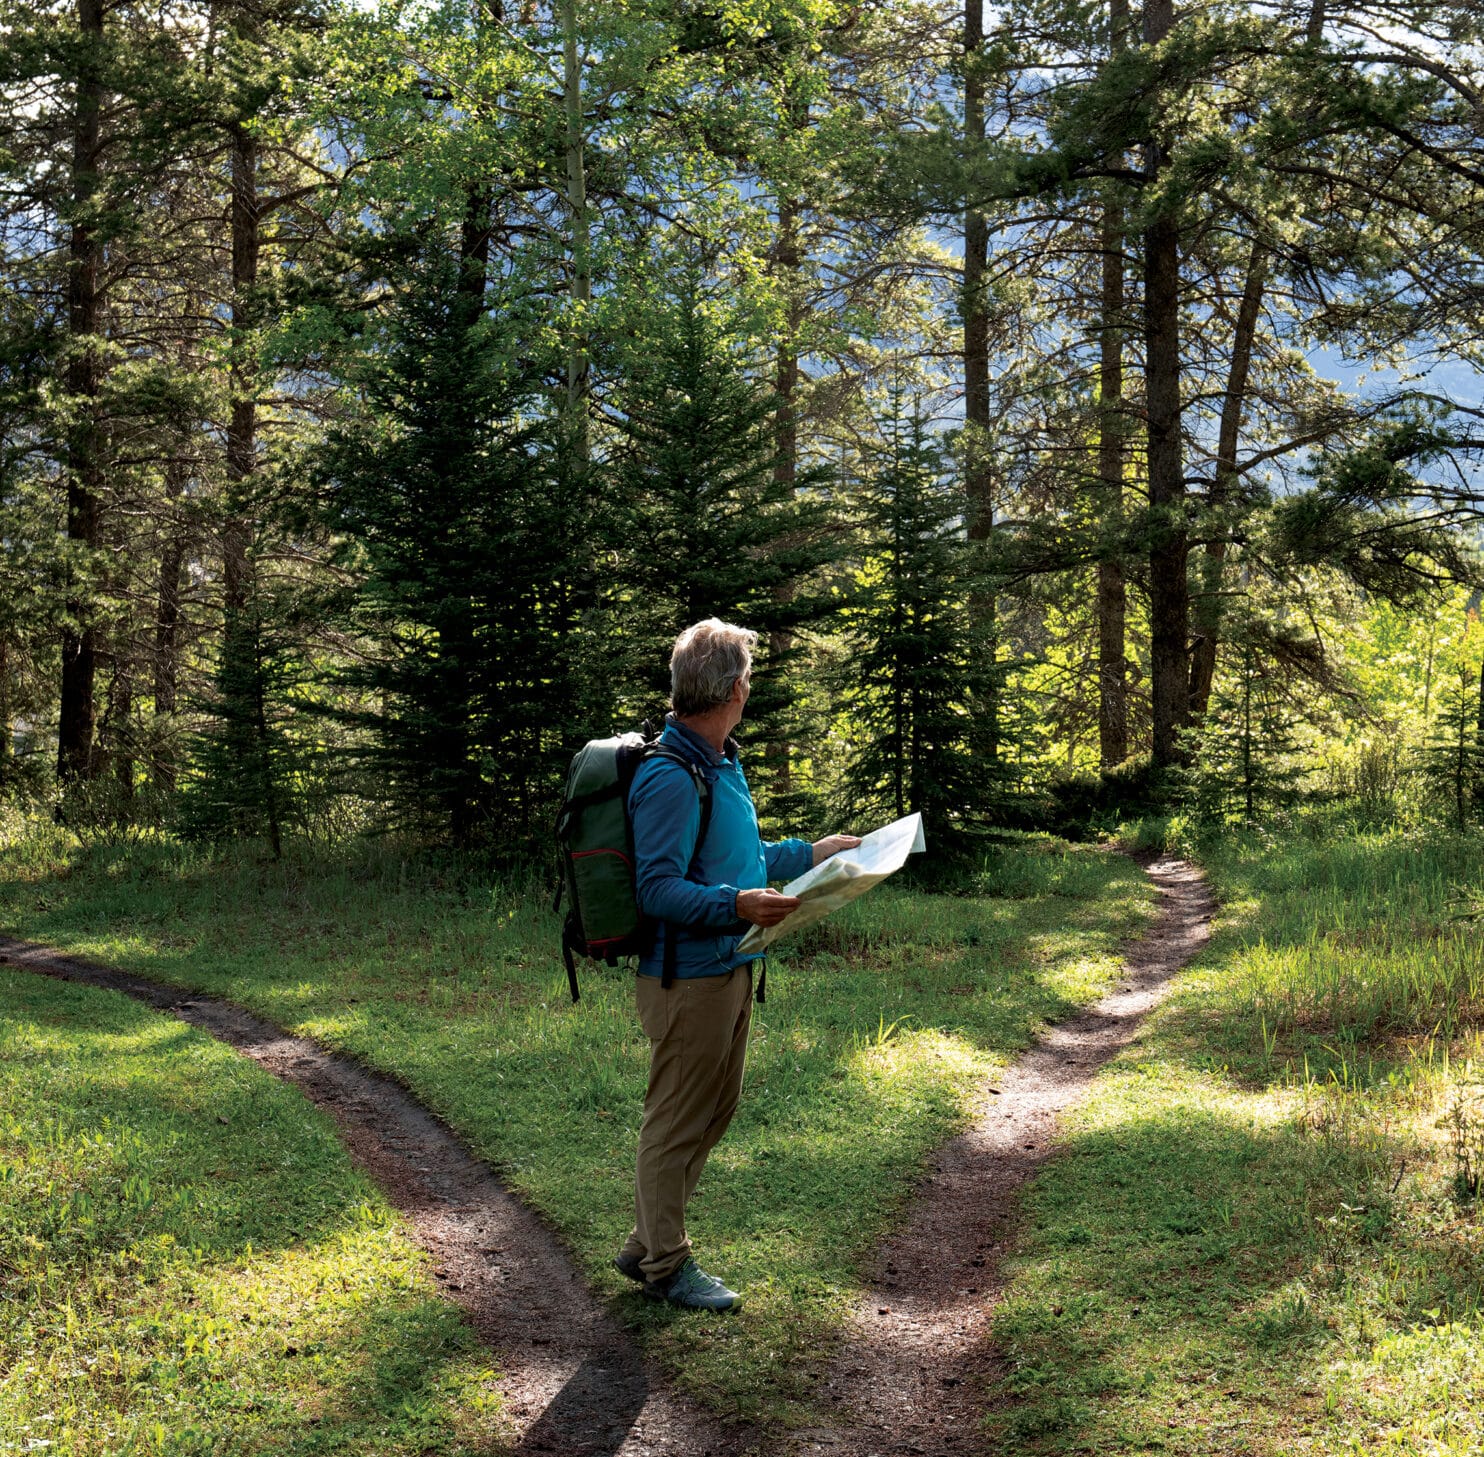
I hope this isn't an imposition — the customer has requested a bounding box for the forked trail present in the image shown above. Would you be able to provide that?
[791,856,1215,1456]
[0,854,1212,1457]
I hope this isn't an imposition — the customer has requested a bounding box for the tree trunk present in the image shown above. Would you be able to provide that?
[964,0,998,759]
[1142,0,1188,768]
[1189,241,1266,719]
[1456,668,1468,830]
[767,196,803,797]
[562,0,589,456]
[57,0,107,784]
[223,117,258,622]
[152,457,188,795]
[1096,0,1131,769]
[0,639,11,789]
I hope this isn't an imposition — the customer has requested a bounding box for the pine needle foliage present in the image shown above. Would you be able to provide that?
[320,251,573,846]
[183,566,309,855]
[1421,656,1484,830]
[610,265,835,798]
[837,387,1000,849]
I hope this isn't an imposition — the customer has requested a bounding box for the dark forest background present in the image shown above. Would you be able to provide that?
[3,0,1484,856]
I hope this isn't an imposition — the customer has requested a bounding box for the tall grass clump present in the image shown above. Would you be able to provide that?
[1203,823,1484,1049]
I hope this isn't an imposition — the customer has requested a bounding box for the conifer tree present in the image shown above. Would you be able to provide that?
[611,266,834,816]
[1422,659,1484,831]
[837,386,1000,848]
[320,248,568,845]
[1188,632,1305,827]
[182,566,306,854]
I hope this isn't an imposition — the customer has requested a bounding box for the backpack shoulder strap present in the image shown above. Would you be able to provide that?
[641,744,713,852]
[642,743,714,990]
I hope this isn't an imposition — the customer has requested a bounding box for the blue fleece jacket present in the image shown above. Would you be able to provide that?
[629,716,812,979]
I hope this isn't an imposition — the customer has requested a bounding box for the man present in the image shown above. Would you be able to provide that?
[613,618,859,1312]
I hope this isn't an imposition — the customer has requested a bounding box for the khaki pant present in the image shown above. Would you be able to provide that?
[620,966,753,1285]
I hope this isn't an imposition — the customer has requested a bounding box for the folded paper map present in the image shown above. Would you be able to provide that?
[737,812,927,955]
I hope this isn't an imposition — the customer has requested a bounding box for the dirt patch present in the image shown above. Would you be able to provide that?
[792,856,1215,1457]
[0,935,752,1457]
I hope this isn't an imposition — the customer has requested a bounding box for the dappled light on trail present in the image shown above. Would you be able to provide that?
[989,827,1484,1456]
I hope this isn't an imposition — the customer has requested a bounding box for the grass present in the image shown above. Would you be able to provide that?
[0,968,501,1456]
[988,820,1484,1454]
[0,827,1155,1427]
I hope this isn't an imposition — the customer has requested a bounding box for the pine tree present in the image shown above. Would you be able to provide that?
[611,266,834,817]
[320,249,570,845]
[1187,602,1312,826]
[1422,660,1484,831]
[182,568,307,854]
[838,386,1001,849]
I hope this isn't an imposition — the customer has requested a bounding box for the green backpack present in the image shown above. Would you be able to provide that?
[555,731,713,1001]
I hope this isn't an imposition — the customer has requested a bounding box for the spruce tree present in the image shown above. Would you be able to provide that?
[611,266,833,814]
[183,569,306,854]
[1422,660,1484,831]
[837,386,1000,849]
[320,249,568,845]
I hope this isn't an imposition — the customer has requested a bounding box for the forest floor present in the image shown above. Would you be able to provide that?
[0,831,1155,1450]
[795,856,1213,1457]
[983,826,1484,1455]
[4,822,1483,1456]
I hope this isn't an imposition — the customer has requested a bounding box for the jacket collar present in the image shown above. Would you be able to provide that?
[664,712,739,767]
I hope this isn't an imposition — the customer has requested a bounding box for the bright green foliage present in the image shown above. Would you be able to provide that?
[838,387,1001,849]
[0,969,498,1454]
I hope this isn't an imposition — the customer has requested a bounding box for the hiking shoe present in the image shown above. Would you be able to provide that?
[642,1257,742,1312]
[612,1252,645,1284]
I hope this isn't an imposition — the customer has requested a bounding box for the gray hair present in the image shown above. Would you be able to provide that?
[670,619,757,716]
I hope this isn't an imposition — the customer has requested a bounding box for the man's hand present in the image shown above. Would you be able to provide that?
[812,833,862,867]
[736,888,801,927]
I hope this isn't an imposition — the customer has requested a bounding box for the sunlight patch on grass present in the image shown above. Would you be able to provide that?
[0,972,500,1456]
[987,823,1484,1456]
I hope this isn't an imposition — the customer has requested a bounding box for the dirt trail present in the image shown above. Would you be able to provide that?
[792,856,1215,1457]
[0,855,1211,1457]
[0,935,750,1457]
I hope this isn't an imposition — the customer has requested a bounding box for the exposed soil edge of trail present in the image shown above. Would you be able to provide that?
[794,855,1216,1457]
[0,934,754,1457]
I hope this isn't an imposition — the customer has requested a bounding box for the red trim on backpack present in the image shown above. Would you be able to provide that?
[569,848,633,869]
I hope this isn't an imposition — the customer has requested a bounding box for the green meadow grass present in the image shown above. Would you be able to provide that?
[0,969,500,1456]
[990,823,1484,1455]
[0,829,1155,1426]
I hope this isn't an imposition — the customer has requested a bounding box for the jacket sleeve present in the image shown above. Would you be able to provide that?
[631,761,740,928]
[763,837,813,882]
